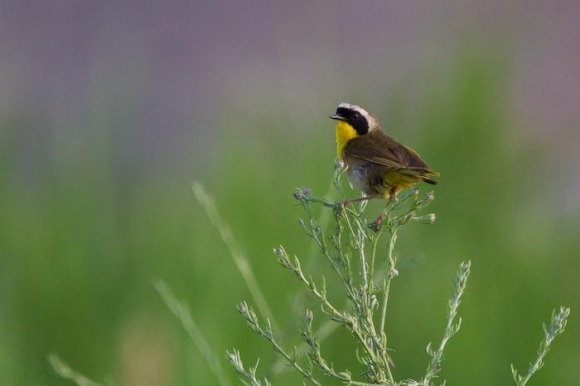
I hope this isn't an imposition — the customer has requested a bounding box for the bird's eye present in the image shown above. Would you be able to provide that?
[351,112,360,120]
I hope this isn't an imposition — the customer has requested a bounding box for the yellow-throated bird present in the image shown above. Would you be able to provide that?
[330,102,439,202]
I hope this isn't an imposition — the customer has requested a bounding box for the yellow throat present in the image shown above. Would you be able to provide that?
[334,121,358,159]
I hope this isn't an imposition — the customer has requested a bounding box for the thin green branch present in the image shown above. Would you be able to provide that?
[47,354,103,386]
[380,227,399,335]
[154,280,231,386]
[422,261,471,385]
[236,302,322,386]
[192,182,278,331]
[227,349,271,386]
[511,307,570,386]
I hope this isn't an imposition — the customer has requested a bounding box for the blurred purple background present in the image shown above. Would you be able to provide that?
[2,1,578,195]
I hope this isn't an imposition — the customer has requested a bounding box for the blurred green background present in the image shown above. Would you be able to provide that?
[1,1,579,385]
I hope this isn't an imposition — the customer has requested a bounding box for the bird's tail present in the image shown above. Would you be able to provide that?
[401,167,440,185]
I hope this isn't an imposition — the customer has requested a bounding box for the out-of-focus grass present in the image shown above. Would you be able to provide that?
[0,53,578,385]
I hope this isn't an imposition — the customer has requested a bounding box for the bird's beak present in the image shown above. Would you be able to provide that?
[329,114,345,121]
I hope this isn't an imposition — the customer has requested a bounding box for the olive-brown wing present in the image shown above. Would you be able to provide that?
[344,131,425,168]
[344,131,439,183]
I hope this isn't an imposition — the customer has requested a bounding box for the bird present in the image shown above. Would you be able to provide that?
[329,102,439,203]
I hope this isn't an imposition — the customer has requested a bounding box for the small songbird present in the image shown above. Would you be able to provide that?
[330,102,439,202]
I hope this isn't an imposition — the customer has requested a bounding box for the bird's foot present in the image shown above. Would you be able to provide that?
[371,213,385,231]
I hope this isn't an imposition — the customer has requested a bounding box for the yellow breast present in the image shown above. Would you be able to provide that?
[334,121,358,158]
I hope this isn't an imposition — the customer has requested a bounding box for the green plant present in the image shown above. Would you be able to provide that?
[223,167,569,385]
[511,307,570,386]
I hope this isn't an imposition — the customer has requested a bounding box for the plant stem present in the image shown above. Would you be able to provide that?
[512,306,570,386]
[192,182,278,331]
[369,231,383,292]
[380,227,399,334]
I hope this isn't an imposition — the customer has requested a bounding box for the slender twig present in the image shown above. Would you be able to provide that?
[192,182,278,331]
[48,354,103,386]
[154,280,231,386]
[422,261,471,385]
[236,302,322,386]
[511,307,570,386]
[227,349,271,386]
[380,227,399,334]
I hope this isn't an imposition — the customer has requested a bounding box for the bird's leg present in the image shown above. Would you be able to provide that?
[388,187,400,202]
[342,195,372,207]
[371,213,385,231]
